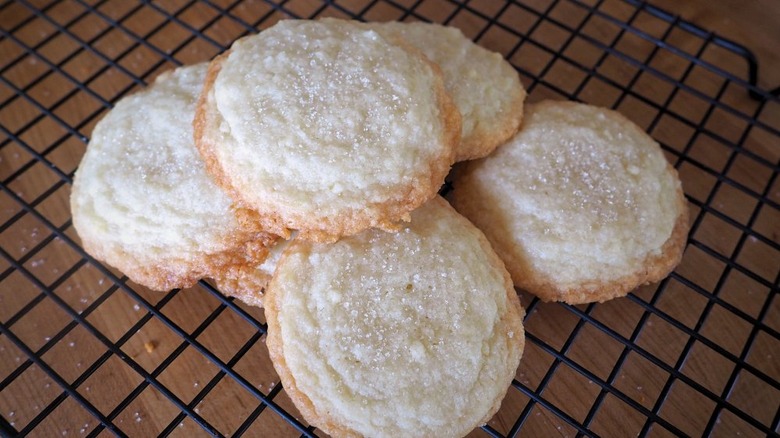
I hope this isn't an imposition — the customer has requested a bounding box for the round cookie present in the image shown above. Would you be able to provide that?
[194,19,460,242]
[451,100,689,304]
[265,197,525,438]
[365,20,526,161]
[71,63,275,292]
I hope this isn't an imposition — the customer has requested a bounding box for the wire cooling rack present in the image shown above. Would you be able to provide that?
[1,0,778,436]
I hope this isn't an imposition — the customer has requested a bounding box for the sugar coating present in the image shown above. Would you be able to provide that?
[367,20,526,161]
[451,100,688,303]
[199,19,459,241]
[70,64,274,291]
[265,197,525,438]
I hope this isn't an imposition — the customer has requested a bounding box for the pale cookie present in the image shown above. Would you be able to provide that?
[71,63,275,292]
[195,19,460,242]
[451,100,689,304]
[364,20,526,161]
[213,237,289,307]
[265,196,525,438]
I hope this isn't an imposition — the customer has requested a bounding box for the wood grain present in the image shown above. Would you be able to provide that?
[650,0,780,89]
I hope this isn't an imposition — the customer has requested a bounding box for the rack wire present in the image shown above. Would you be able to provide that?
[1,0,778,436]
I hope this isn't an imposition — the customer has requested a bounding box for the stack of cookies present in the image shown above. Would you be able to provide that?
[71,18,687,438]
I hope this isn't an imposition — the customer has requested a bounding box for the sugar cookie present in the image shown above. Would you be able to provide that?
[71,63,275,292]
[451,100,689,304]
[213,238,289,307]
[195,19,460,242]
[367,20,526,161]
[265,197,525,437]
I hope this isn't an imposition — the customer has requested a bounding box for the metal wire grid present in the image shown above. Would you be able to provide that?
[0,0,777,436]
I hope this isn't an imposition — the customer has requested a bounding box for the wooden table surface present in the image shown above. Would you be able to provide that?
[651,0,780,89]
[0,1,778,437]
